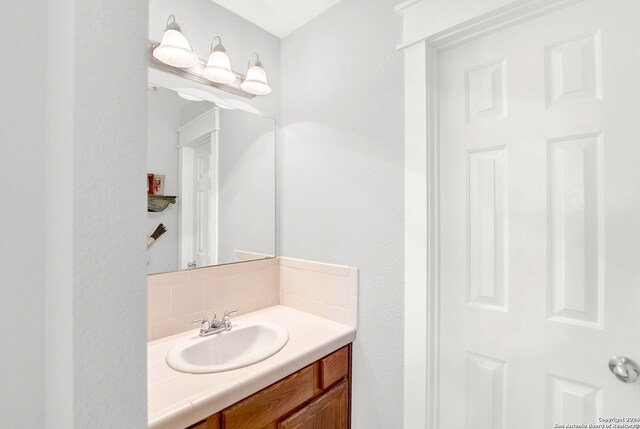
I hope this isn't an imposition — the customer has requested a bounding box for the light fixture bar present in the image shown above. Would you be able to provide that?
[148,41,255,99]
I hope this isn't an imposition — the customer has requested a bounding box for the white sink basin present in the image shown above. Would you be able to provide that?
[166,321,289,374]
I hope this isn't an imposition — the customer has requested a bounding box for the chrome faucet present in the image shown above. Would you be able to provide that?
[192,309,238,337]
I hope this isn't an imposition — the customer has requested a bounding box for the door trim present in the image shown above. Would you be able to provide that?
[398,1,587,427]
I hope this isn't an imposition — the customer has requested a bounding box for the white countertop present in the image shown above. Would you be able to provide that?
[148,305,357,429]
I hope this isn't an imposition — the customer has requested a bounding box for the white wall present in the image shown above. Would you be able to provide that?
[45,0,149,426]
[1,0,148,427]
[147,88,190,274]
[0,0,46,426]
[218,110,276,260]
[280,0,405,427]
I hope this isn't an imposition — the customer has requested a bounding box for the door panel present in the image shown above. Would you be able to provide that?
[438,0,640,427]
[193,140,213,267]
[278,380,348,429]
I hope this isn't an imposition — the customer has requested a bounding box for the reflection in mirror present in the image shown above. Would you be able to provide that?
[147,85,275,274]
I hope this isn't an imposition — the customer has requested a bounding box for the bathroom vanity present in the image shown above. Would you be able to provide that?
[148,306,356,429]
[186,345,351,429]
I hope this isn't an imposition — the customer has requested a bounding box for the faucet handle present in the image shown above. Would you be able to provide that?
[192,316,211,333]
[223,309,238,319]
[192,316,209,325]
[222,309,237,331]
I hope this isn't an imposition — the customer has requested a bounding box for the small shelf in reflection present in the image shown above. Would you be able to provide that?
[148,195,177,213]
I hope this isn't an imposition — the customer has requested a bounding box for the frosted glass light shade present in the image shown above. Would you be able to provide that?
[153,28,198,68]
[202,50,236,84]
[177,92,204,101]
[241,65,272,95]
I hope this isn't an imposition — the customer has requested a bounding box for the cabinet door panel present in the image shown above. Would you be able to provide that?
[223,365,315,429]
[278,380,348,429]
[320,346,349,389]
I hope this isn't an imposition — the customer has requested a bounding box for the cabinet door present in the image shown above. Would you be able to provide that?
[278,380,348,429]
[223,365,316,429]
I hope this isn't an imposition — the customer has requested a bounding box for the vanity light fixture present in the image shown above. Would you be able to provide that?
[202,36,236,84]
[240,53,272,96]
[153,15,198,68]
[150,18,272,98]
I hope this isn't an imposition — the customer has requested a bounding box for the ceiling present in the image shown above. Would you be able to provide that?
[211,0,343,38]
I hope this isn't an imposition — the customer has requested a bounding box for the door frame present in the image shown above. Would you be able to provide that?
[177,107,220,270]
[397,1,587,427]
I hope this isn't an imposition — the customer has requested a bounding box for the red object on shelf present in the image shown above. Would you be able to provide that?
[147,173,155,196]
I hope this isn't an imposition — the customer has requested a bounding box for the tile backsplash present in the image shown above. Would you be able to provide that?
[279,258,358,329]
[148,258,279,341]
[148,257,358,341]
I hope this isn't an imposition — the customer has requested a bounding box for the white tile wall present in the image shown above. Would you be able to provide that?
[279,257,358,329]
[148,256,358,341]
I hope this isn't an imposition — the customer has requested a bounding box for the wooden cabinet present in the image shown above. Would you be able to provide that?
[188,344,352,429]
[223,365,316,429]
[186,419,219,429]
[278,380,348,429]
[319,347,349,390]
[186,422,208,429]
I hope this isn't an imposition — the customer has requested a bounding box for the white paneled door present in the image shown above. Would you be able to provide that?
[438,0,640,427]
[193,140,213,268]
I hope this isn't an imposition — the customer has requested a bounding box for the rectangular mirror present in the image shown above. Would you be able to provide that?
[147,84,276,275]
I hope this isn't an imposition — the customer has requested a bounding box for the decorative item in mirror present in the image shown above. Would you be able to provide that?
[148,196,176,213]
[147,224,167,248]
[147,173,166,195]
